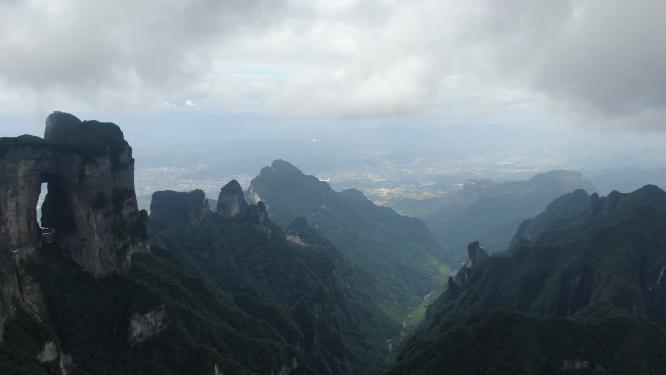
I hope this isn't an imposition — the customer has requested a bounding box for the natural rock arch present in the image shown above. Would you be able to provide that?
[0,112,149,277]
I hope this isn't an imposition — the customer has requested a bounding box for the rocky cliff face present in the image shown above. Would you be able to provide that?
[0,139,57,262]
[465,241,488,270]
[390,186,666,375]
[128,306,167,346]
[0,112,149,337]
[216,180,247,218]
[152,184,272,239]
[0,138,54,334]
[435,185,666,325]
[445,241,489,296]
[40,112,150,276]
[150,189,208,231]
[458,241,488,283]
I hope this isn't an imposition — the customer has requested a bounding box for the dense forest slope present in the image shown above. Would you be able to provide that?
[150,183,398,374]
[0,114,323,375]
[0,113,397,375]
[247,159,451,324]
[390,185,666,375]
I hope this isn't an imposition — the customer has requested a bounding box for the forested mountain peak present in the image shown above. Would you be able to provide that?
[248,159,452,327]
[391,185,666,374]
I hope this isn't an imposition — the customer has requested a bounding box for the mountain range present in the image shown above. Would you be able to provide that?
[0,114,397,375]
[247,159,452,325]
[2,112,666,375]
[149,182,398,374]
[390,185,666,374]
[422,170,595,263]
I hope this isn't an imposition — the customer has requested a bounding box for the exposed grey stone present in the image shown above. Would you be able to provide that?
[217,180,247,218]
[37,341,58,363]
[0,112,149,330]
[128,306,167,346]
[0,112,149,277]
[561,359,590,371]
[59,352,75,375]
[286,232,307,246]
[465,241,488,270]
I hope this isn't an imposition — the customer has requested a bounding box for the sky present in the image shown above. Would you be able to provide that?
[0,0,665,168]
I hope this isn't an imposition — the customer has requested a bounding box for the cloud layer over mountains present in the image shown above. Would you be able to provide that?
[0,0,664,130]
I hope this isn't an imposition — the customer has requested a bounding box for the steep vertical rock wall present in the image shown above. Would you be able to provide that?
[0,112,149,336]
[150,189,209,231]
[40,112,150,275]
[217,180,248,218]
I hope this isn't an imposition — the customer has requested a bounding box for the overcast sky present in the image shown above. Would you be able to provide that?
[1,0,665,140]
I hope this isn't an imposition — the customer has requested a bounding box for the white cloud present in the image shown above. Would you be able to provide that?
[0,0,288,114]
[0,0,665,130]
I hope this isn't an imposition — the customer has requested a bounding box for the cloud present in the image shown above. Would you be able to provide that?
[0,0,665,130]
[528,0,666,117]
[270,56,433,118]
[245,0,666,129]
[0,0,287,113]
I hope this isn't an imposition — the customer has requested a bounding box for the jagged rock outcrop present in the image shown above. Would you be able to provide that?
[448,241,489,291]
[128,306,167,346]
[285,232,307,246]
[150,189,208,231]
[284,218,320,247]
[0,112,149,335]
[217,180,247,218]
[37,341,58,363]
[465,241,488,270]
[253,201,271,236]
[0,112,149,276]
[152,185,274,240]
[456,241,488,283]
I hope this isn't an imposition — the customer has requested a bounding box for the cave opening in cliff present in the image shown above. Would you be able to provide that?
[37,182,48,224]
[36,181,60,246]
[39,175,75,237]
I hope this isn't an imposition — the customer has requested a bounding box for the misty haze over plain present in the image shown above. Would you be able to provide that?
[1,0,665,199]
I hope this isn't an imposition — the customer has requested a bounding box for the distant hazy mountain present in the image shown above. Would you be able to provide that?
[390,185,666,375]
[247,159,452,325]
[424,170,595,263]
[588,166,666,195]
